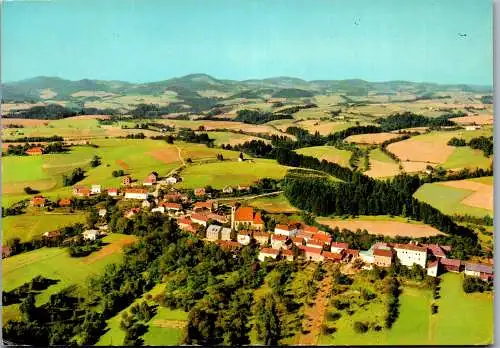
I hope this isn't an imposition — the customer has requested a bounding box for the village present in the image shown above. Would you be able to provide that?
[6,169,492,285]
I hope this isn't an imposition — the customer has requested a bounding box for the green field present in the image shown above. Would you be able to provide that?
[369,148,398,164]
[2,118,106,140]
[442,147,492,170]
[197,131,269,146]
[319,273,493,345]
[2,234,136,315]
[246,193,298,213]
[2,212,86,242]
[295,146,352,167]
[178,159,289,189]
[97,283,187,346]
[414,182,492,217]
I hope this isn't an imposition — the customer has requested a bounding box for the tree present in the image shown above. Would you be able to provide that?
[166,136,174,144]
[254,296,281,345]
[87,207,99,228]
[90,155,101,168]
[20,293,37,322]
[353,321,368,333]
[239,152,244,161]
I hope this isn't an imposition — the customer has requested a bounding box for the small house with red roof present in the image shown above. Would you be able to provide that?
[440,258,461,273]
[296,230,315,242]
[253,231,270,245]
[178,216,196,233]
[191,212,210,227]
[143,172,159,186]
[292,236,305,247]
[464,263,494,281]
[373,248,393,267]
[237,230,252,245]
[306,239,325,249]
[193,201,213,212]
[299,245,324,262]
[161,202,182,212]
[122,176,132,185]
[217,240,240,251]
[58,198,72,207]
[427,260,439,277]
[331,242,349,254]
[108,188,118,196]
[30,195,47,207]
[73,185,91,197]
[25,147,44,155]
[274,223,299,237]
[124,188,148,200]
[302,225,319,234]
[323,251,344,263]
[271,233,288,249]
[311,232,332,246]
[258,248,280,262]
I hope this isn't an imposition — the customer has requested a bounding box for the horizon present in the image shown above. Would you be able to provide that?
[2,0,492,85]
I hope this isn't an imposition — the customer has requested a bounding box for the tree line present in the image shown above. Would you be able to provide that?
[375,112,458,131]
[447,136,493,157]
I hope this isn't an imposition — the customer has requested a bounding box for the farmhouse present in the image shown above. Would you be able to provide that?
[373,248,394,268]
[299,245,324,262]
[220,227,232,241]
[30,195,47,207]
[193,201,213,212]
[206,225,222,241]
[25,147,44,155]
[424,244,448,259]
[237,231,252,245]
[464,263,494,281]
[108,188,118,196]
[124,188,148,200]
[393,242,427,268]
[331,242,349,254]
[73,185,91,197]
[253,231,270,245]
[194,188,206,197]
[323,251,344,263]
[2,245,11,258]
[83,229,99,241]
[274,223,299,237]
[122,176,132,185]
[281,249,295,261]
[223,185,234,194]
[232,206,264,230]
[258,248,280,262]
[271,234,288,249]
[91,184,101,194]
[58,198,72,207]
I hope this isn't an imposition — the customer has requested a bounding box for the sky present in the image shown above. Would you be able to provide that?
[2,0,493,85]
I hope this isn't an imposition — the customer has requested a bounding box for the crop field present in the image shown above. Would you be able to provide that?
[364,148,400,178]
[2,212,86,242]
[2,234,137,312]
[345,132,401,144]
[196,131,269,146]
[295,146,352,167]
[177,159,288,189]
[317,215,444,238]
[450,114,493,125]
[295,120,359,135]
[319,273,493,345]
[413,177,493,217]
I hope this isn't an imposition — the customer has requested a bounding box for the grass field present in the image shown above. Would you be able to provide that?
[317,215,443,238]
[97,283,187,346]
[319,273,493,345]
[196,131,269,146]
[295,146,352,167]
[177,159,289,189]
[413,180,493,217]
[2,211,86,242]
[246,193,298,213]
[441,147,492,170]
[2,234,137,313]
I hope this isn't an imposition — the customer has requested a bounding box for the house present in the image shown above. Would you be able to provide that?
[91,184,102,194]
[281,249,295,261]
[142,200,152,209]
[58,198,72,207]
[191,213,210,227]
[359,250,374,265]
[296,230,314,242]
[237,184,250,191]
[253,231,270,245]
[178,217,196,233]
[151,206,166,214]
[311,233,332,246]
[323,251,344,263]
[144,172,159,186]
[424,244,448,259]
[301,225,319,234]
[373,248,393,268]
[194,188,206,197]
[43,230,61,239]
[206,225,222,241]
[299,245,324,262]
[193,201,213,212]
[83,229,99,241]
[161,202,182,212]
[393,242,427,268]
[222,185,234,194]
[427,260,439,277]
[73,185,91,197]
[306,239,325,249]
[345,249,360,261]
[2,245,11,258]
[108,188,118,197]
[464,263,494,281]
[258,248,279,262]
[274,223,299,238]
[25,147,44,155]
[125,207,140,219]
[207,213,229,224]
[232,206,264,230]
[292,236,305,247]
[30,195,47,207]
[271,234,288,249]
[221,227,232,241]
[165,177,177,184]
[122,176,132,185]
[465,125,481,131]
[237,231,252,245]
[440,258,461,273]
[98,208,107,217]
[331,242,349,254]
[124,188,148,200]
[217,240,240,251]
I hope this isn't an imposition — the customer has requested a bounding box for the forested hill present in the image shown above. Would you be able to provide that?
[2,74,492,102]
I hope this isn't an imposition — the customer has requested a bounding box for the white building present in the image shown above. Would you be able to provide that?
[331,242,349,254]
[151,207,165,214]
[83,229,99,241]
[221,227,232,241]
[165,177,178,184]
[124,188,148,200]
[206,225,222,241]
[465,125,481,131]
[427,260,439,277]
[91,185,102,194]
[237,232,251,245]
[274,224,298,238]
[258,248,279,262]
[393,243,427,268]
[271,234,287,249]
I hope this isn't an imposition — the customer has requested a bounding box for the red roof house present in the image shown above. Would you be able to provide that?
[30,195,47,207]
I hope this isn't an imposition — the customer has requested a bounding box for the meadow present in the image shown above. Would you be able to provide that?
[295,146,352,168]
[196,131,269,146]
[246,193,298,213]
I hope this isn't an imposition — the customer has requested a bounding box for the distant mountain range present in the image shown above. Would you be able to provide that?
[1,74,492,102]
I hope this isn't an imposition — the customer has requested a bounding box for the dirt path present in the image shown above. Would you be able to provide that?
[296,274,332,345]
[176,145,185,165]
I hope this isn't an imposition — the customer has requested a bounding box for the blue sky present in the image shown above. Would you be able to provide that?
[2,0,492,85]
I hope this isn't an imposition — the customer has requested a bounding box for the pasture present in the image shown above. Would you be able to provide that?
[295,146,352,167]
[317,215,444,238]
[413,177,493,217]
[177,159,289,189]
[2,234,137,309]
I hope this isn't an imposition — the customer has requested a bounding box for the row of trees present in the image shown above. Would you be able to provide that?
[375,112,457,131]
[62,167,85,186]
[235,109,293,124]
